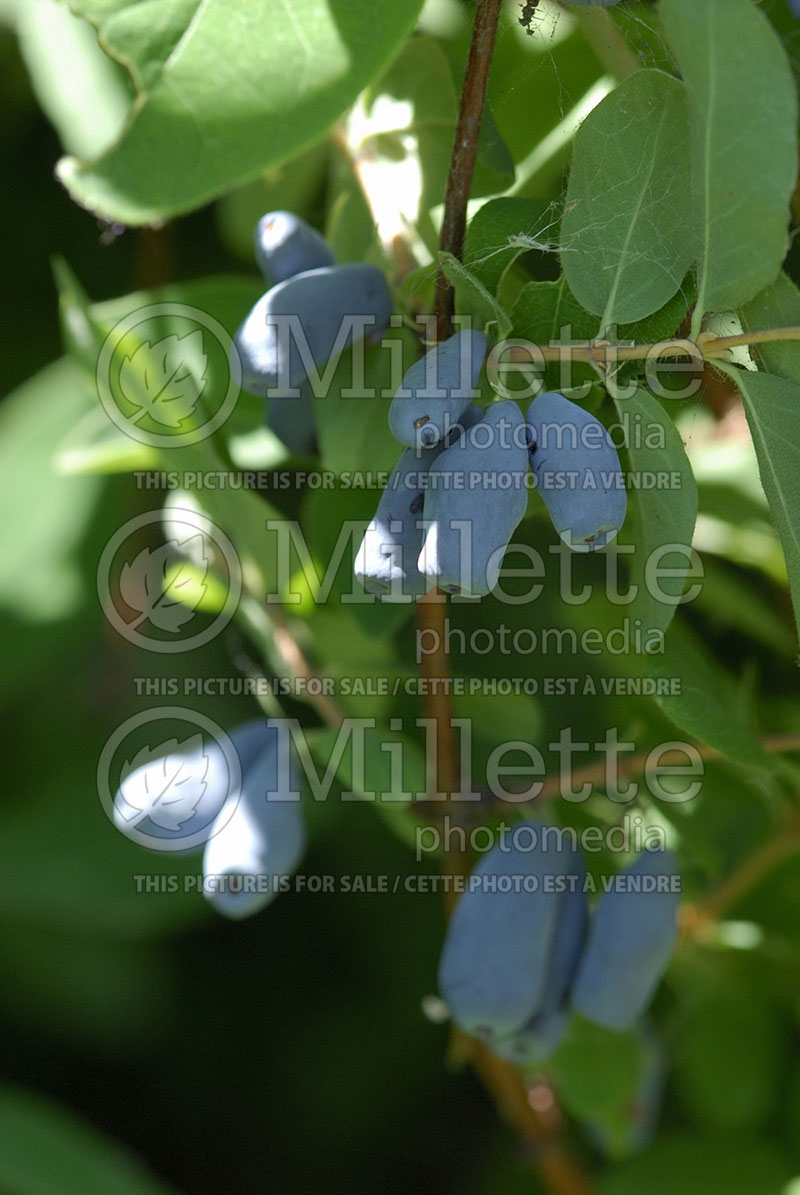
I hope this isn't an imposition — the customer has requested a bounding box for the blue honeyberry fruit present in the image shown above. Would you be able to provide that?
[113,718,272,850]
[388,330,486,448]
[490,864,588,1065]
[203,721,306,921]
[254,211,335,286]
[527,391,626,552]
[266,378,317,456]
[233,263,393,398]
[354,404,482,600]
[438,825,581,1040]
[789,0,800,18]
[418,400,529,596]
[570,849,680,1032]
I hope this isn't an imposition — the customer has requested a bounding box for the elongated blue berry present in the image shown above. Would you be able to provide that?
[439,824,581,1039]
[254,211,335,286]
[490,865,587,1064]
[528,391,626,551]
[203,722,306,920]
[266,379,317,456]
[389,330,486,448]
[113,719,273,851]
[233,264,392,397]
[354,405,482,600]
[418,400,529,596]
[570,849,680,1031]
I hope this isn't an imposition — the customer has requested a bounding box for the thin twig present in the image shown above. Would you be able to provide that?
[682,810,800,932]
[499,325,800,368]
[497,732,800,808]
[420,3,594,1191]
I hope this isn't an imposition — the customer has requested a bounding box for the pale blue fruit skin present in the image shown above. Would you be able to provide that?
[388,330,486,448]
[789,0,800,18]
[527,391,626,552]
[490,859,587,1065]
[438,825,580,1040]
[203,722,306,921]
[354,404,482,600]
[418,400,529,596]
[113,718,273,849]
[254,211,335,286]
[571,849,680,1031]
[266,379,317,456]
[233,264,392,398]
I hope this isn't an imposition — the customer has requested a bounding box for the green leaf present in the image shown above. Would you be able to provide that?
[551,1015,646,1147]
[55,405,158,475]
[509,276,598,391]
[615,386,698,637]
[561,69,692,329]
[16,0,130,157]
[305,724,425,848]
[660,0,797,330]
[739,272,800,385]
[314,327,419,476]
[0,1085,173,1194]
[0,359,105,620]
[439,251,512,338]
[673,991,781,1132]
[649,622,770,768]
[464,197,553,296]
[597,1134,793,1195]
[718,366,800,635]
[57,0,424,224]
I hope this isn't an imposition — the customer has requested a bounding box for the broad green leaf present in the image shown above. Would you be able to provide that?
[510,276,599,391]
[660,0,797,330]
[314,327,419,476]
[56,405,158,475]
[615,386,698,636]
[439,252,512,337]
[464,197,553,296]
[649,622,769,769]
[597,1134,793,1195]
[0,1085,173,1194]
[0,359,105,620]
[551,1015,646,1148]
[718,366,800,634]
[561,69,692,329]
[16,0,130,157]
[305,724,425,847]
[57,0,424,224]
[739,272,800,385]
[673,991,780,1132]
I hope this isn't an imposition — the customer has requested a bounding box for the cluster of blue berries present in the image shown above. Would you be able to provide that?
[233,211,392,455]
[356,331,627,600]
[439,826,679,1064]
[114,719,305,920]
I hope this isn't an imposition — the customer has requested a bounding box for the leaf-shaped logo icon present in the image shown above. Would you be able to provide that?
[118,735,209,832]
[118,331,207,429]
[119,536,209,633]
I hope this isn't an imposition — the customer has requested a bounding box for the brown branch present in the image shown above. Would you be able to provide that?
[420,3,594,1191]
[435,0,504,340]
[499,732,800,808]
[682,810,800,934]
